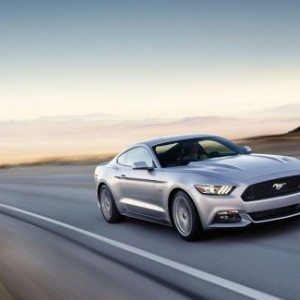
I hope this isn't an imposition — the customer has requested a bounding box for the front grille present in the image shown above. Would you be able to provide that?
[249,204,300,222]
[242,175,300,201]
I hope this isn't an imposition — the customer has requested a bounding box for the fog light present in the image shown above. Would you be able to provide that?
[212,210,241,224]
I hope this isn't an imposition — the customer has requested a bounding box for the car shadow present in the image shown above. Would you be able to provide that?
[205,216,300,243]
[123,215,300,243]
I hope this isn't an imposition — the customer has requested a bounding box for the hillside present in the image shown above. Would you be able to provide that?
[237,126,300,157]
[289,126,300,134]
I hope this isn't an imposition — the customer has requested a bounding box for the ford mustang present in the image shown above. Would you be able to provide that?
[94,134,300,240]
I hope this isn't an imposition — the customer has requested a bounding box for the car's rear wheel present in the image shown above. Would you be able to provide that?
[172,191,204,241]
[98,185,124,223]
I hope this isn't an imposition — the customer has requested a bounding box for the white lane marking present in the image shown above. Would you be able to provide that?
[0,203,281,300]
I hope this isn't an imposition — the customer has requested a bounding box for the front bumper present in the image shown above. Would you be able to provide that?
[190,187,300,229]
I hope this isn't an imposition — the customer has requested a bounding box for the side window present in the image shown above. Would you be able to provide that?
[199,140,235,157]
[127,147,154,167]
[153,143,179,167]
[118,147,154,167]
[117,152,129,166]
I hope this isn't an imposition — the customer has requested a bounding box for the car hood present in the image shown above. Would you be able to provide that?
[172,154,300,183]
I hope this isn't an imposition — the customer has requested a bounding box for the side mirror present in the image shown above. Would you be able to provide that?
[243,146,252,154]
[132,161,154,171]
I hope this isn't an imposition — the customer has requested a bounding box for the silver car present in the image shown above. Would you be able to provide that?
[94,134,300,240]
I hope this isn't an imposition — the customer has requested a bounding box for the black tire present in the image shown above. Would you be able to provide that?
[98,185,124,223]
[171,191,204,241]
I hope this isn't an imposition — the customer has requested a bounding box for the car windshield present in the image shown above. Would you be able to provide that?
[153,137,240,167]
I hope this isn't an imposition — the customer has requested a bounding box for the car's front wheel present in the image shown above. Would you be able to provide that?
[98,185,124,223]
[172,191,204,241]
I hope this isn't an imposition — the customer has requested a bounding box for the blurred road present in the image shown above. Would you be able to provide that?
[0,165,300,300]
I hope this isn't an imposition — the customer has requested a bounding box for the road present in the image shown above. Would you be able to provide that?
[0,165,299,300]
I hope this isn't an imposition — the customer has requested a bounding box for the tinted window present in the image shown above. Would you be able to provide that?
[153,137,240,167]
[118,147,153,167]
[199,140,235,156]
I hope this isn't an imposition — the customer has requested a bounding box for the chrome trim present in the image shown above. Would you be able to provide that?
[114,176,166,184]
[249,212,300,224]
[120,198,165,212]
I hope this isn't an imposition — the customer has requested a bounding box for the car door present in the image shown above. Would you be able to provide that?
[116,146,166,219]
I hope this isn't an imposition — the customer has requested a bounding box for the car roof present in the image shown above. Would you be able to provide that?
[135,134,217,148]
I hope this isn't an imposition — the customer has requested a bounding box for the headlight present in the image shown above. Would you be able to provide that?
[195,185,235,195]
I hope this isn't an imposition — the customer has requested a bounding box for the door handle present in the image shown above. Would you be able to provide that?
[115,174,126,180]
[115,174,127,180]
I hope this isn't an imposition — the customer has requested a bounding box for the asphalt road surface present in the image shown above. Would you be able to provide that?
[0,165,300,300]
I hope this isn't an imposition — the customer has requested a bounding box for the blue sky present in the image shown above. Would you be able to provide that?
[0,0,299,120]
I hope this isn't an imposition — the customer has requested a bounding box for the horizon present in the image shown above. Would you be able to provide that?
[0,102,299,123]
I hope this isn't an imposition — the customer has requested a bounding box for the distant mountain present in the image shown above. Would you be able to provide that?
[34,113,111,123]
[2,103,299,125]
[176,116,238,124]
[0,112,121,125]
[1,111,299,165]
[252,103,300,119]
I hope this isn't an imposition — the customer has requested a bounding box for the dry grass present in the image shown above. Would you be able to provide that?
[0,153,116,170]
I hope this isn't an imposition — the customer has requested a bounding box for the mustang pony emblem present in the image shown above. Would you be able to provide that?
[272,182,287,191]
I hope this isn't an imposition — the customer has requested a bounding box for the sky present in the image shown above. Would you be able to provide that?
[0,0,299,121]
